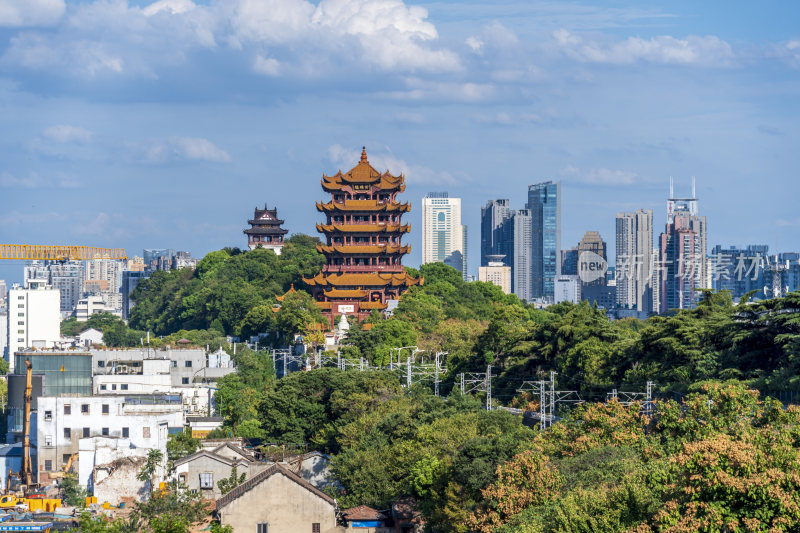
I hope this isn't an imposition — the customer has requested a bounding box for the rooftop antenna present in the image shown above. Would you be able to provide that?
[669,176,674,198]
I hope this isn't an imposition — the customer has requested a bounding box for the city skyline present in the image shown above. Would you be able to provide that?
[1,1,799,285]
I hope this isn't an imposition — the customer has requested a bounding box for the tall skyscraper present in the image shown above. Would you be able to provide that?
[527,181,561,300]
[422,193,468,278]
[659,179,708,312]
[480,199,510,267]
[616,210,654,313]
[502,209,533,301]
[711,244,768,300]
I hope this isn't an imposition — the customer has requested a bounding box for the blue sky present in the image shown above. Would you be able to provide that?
[0,0,798,283]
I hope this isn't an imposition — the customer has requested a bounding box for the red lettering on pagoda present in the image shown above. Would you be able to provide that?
[305,147,422,326]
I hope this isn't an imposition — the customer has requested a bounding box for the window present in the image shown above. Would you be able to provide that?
[44,411,52,421]
[257,525,269,533]
[97,361,105,368]
[83,428,89,438]
[112,384,117,391]
[17,330,24,334]
[143,427,151,438]
[100,385,107,391]
[199,472,213,489]
[64,428,71,439]
[17,321,23,325]
[312,524,320,533]
[121,384,128,391]
[81,404,89,414]
[101,428,109,436]
[102,404,109,415]
[185,361,192,367]
[181,377,189,385]
[17,312,23,317]
[45,436,52,446]
[122,427,129,438]
[64,405,71,415]
[63,454,72,466]
[44,460,52,471]
[179,473,187,483]
[17,295,23,300]
[171,361,177,368]
[18,304,24,308]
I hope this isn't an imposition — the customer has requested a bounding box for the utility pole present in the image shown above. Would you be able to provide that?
[406,357,412,388]
[539,380,547,431]
[549,371,556,428]
[283,350,287,379]
[460,373,465,394]
[434,353,440,397]
[486,365,492,410]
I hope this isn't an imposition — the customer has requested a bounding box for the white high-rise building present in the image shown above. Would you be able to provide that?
[616,210,654,313]
[7,286,61,372]
[421,193,468,278]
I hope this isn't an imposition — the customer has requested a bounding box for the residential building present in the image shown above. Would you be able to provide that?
[76,295,120,321]
[39,394,183,483]
[215,464,339,533]
[143,249,175,271]
[121,270,149,320]
[0,280,6,300]
[659,180,708,311]
[480,199,510,267]
[501,209,533,301]
[616,209,655,314]
[6,286,61,372]
[527,181,561,300]
[478,257,511,294]
[0,306,7,363]
[710,245,768,300]
[554,275,581,304]
[422,193,467,278]
[173,444,266,499]
[91,348,235,389]
[47,262,84,315]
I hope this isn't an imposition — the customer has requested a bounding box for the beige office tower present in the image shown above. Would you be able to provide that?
[479,255,511,294]
[616,209,654,313]
[421,193,467,279]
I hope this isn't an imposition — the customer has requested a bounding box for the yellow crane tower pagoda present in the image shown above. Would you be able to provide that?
[304,147,422,326]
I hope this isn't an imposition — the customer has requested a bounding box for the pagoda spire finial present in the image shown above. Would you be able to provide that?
[360,146,367,163]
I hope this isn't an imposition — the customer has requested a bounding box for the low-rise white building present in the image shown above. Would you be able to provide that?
[36,394,183,484]
[77,328,104,347]
[76,295,120,321]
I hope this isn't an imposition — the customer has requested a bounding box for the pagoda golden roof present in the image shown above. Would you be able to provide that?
[361,302,388,310]
[316,223,410,234]
[316,200,411,213]
[303,271,422,288]
[275,283,297,302]
[321,148,405,190]
[316,244,411,255]
[322,288,371,299]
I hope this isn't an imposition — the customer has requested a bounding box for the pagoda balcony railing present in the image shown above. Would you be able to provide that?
[323,265,405,273]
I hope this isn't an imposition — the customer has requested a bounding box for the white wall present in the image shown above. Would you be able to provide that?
[8,288,61,372]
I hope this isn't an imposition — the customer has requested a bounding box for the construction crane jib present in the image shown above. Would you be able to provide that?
[0,244,127,261]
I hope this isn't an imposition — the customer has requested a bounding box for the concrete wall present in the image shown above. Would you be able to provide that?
[79,437,159,503]
[218,472,340,533]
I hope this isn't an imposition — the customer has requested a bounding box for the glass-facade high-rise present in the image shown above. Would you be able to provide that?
[480,199,511,267]
[526,181,561,300]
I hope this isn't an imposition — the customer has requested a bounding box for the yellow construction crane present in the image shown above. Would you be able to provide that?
[0,244,126,261]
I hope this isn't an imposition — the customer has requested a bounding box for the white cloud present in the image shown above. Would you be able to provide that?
[551,29,735,67]
[42,124,93,143]
[381,77,495,102]
[327,144,455,185]
[474,111,542,126]
[393,111,425,124]
[143,0,196,17]
[0,0,65,27]
[135,137,231,164]
[559,165,640,186]
[0,170,80,189]
[466,21,519,56]
[253,55,280,76]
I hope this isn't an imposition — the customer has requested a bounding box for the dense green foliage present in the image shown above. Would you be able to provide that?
[117,244,800,531]
[129,236,324,338]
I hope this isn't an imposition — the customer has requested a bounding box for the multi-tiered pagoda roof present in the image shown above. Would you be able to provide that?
[244,205,289,254]
[305,147,421,325]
